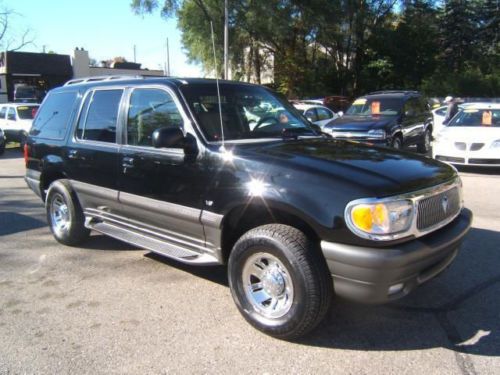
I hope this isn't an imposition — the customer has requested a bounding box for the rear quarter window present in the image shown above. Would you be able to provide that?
[30,91,78,140]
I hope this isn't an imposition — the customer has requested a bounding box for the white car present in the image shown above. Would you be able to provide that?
[432,105,448,134]
[0,103,40,145]
[433,103,500,167]
[292,103,338,128]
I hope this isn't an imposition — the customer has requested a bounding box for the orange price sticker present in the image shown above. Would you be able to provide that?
[371,101,380,115]
[482,111,492,126]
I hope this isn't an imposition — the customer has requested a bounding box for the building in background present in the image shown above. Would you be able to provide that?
[0,51,72,103]
[0,49,164,104]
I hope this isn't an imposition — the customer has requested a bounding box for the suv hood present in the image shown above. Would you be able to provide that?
[324,115,395,132]
[230,138,455,197]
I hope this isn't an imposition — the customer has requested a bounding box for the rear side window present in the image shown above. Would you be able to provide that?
[0,106,6,119]
[316,107,333,120]
[7,107,16,120]
[30,91,78,139]
[76,89,123,143]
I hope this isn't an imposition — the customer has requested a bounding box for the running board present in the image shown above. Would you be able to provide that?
[87,221,219,265]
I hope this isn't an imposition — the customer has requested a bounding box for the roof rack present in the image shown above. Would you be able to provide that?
[367,90,419,95]
[64,75,146,86]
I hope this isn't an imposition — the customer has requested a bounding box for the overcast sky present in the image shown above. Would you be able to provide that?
[2,0,203,77]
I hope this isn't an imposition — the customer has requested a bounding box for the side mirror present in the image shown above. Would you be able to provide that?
[306,116,314,122]
[152,127,185,149]
[337,111,344,117]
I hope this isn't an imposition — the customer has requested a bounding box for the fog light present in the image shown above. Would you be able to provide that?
[388,283,404,295]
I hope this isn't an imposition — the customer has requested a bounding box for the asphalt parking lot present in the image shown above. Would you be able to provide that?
[1,148,499,375]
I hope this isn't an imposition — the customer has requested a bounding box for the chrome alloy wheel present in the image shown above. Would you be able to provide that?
[242,252,294,319]
[50,193,70,235]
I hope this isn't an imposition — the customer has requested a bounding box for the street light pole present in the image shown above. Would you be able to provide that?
[224,0,229,80]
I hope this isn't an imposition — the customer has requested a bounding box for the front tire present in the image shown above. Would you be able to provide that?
[417,128,432,154]
[228,224,333,340]
[46,180,90,246]
[391,134,403,150]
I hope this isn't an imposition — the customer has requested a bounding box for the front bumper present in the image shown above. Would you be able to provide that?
[321,208,472,304]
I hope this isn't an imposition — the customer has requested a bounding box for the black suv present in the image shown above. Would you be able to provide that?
[324,91,433,152]
[25,77,471,339]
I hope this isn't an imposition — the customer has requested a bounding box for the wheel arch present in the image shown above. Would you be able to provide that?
[220,201,320,264]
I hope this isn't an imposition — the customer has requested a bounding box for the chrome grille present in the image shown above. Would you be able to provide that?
[417,187,460,231]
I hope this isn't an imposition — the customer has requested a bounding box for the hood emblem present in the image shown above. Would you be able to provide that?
[442,195,449,214]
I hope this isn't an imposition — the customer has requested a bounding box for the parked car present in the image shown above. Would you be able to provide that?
[292,102,338,128]
[0,127,5,155]
[323,95,351,113]
[25,76,471,339]
[0,103,40,146]
[433,103,500,167]
[323,91,433,153]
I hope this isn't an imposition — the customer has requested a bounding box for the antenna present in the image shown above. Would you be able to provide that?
[210,21,225,148]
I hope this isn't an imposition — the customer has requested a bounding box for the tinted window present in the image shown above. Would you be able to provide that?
[30,91,78,139]
[127,88,183,147]
[304,108,318,122]
[404,98,420,116]
[0,107,6,119]
[316,107,333,120]
[7,107,16,120]
[346,97,402,116]
[76,90,122,143]
[17,105,39,120]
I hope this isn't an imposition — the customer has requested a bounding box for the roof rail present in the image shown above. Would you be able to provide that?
[367,90,419,95]
[64,75,146,86]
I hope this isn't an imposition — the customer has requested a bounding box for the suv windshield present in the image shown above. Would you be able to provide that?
[17,105,39,120]
[448,108,500,127]
[345,97,402,116]
[180,83,317,142]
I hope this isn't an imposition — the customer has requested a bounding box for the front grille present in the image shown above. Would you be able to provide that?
[417,187,460,231]
[435,155,465,163]
[470,143,485,151]
[468,158,500,165]
[454,142,466,151]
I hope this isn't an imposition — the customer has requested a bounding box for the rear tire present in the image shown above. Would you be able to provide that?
[19,131,28,150]
[46,180,90,246]
[228,224,333,340]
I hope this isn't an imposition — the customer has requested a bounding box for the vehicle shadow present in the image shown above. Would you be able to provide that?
[300,227,500,358]
[144,252,228,287]
[456,165,500,175]
[0,212,46,236]
[0,148,23,160]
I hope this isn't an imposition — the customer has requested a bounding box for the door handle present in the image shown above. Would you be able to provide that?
[122,156,135,168]
[68,149,79,159]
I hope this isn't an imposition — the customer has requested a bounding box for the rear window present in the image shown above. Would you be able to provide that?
[30,91,78,140]
[17,105,39,120]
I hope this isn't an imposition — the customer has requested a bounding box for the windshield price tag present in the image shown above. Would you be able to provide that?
[371,101,380,115]
[353,98,366,105]
[482,110,492,126]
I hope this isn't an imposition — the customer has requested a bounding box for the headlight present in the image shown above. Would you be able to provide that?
[345,199,413,240]
[368,129,386,139]
[491,140,500,149]
[367,129,386,139]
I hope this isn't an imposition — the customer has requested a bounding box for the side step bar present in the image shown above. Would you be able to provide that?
[87,221,220,266]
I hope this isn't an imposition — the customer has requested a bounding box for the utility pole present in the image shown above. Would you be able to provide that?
[133,45,136,63]
[166,38,170,76]
[224,0,229,80]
